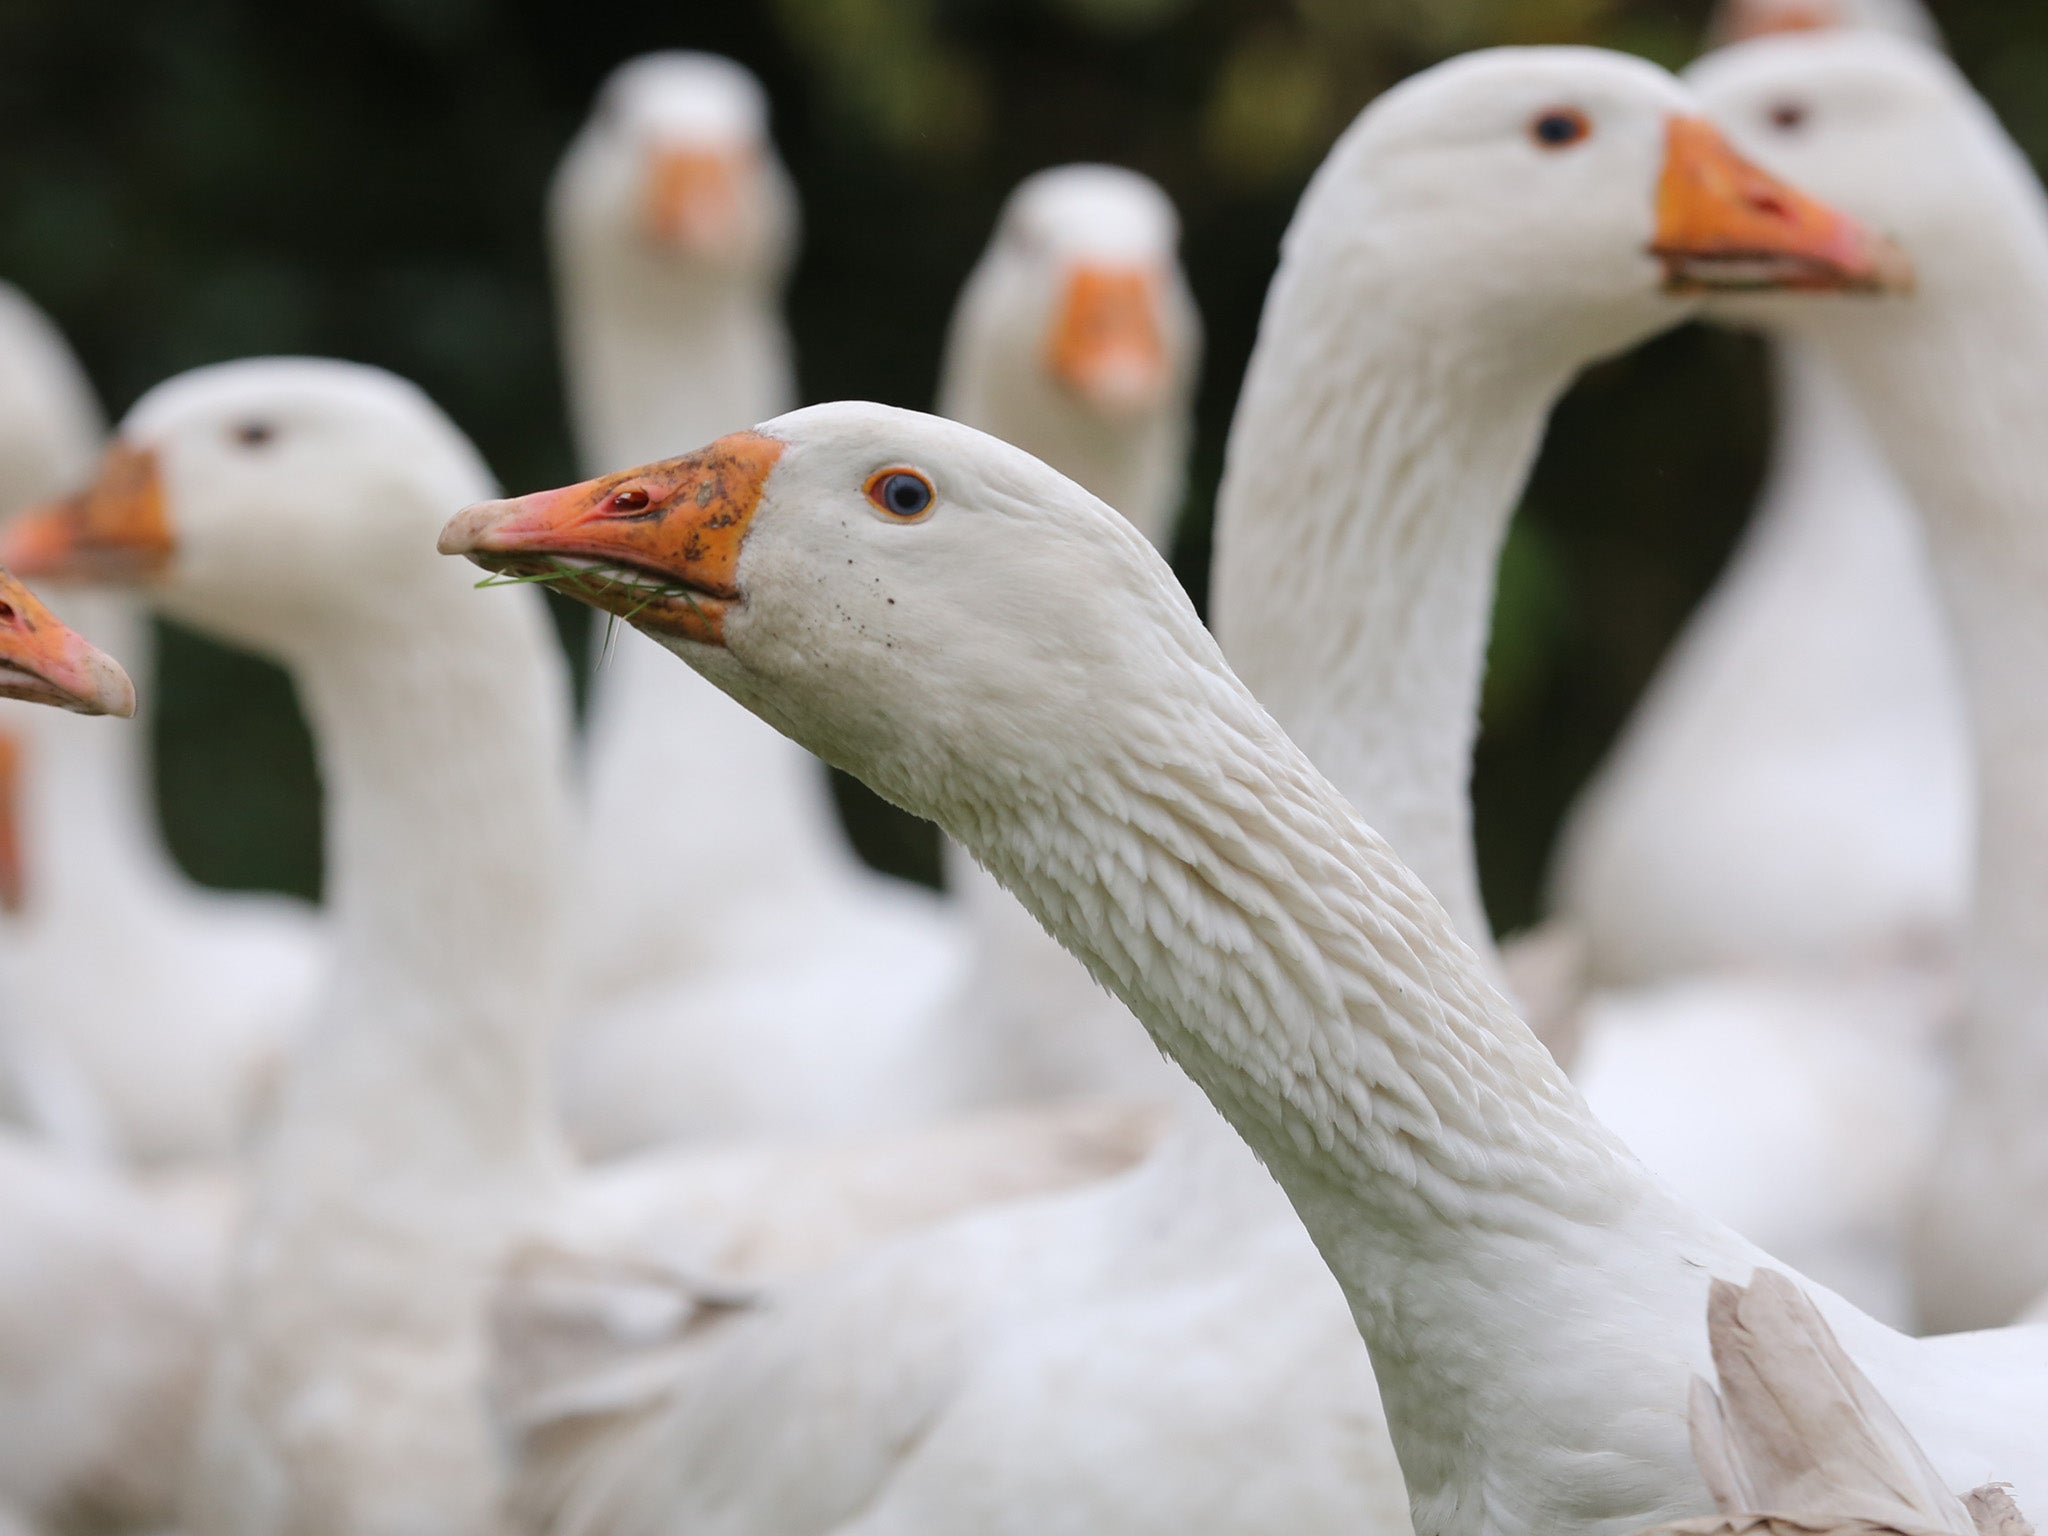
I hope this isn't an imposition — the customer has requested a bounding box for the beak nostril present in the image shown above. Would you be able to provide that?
[608,487,652,516]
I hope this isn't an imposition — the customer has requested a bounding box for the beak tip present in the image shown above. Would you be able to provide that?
[438,503,500,559]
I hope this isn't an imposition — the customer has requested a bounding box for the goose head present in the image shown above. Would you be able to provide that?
[944,165,1199,428]
[443,402,1193,805]
[1707,0,1941,49]
[553,52,798,287]
[1283,47,1909,377]
[1,358,497,662]
[1688,33,2032,318]
[0,570,134,717]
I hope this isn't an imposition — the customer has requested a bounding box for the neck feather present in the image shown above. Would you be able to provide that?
[271,577,572,1186]
[1213,265,1559,964]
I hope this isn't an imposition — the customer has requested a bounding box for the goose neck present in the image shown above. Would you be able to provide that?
[2,598,179,922]
[1213,290,1559,965]
[556,251,793,470]
[276,579,573,1182]
[1805,246,2048,1097]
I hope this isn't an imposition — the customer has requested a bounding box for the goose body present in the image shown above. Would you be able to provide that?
[0,285,321,1163]
[554,53,965,1153]
[443,47,1985,1534]
[1686,30,2048,1332]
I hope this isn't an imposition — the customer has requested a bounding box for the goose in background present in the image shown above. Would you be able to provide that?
[1546,0,1969,988]
[443,49,1916,1534]
[0,284,321,1165]
[553,52,965,1155]
[1687,29,2048,1334]
[451,392,2048,1536]
[0,573,216,1536]
[935,163,1200,1102]
[1,358,1161,1534]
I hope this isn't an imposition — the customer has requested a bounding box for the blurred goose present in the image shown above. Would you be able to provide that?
[1688,31,2048,1333]
[0,359,1158,1533]
[0,285,320,1163]
[450,389,2048,1535]
[442,49,1932,1535]
[1546,0,1968,988]
[0,575,216,1534]
[553,52,965,1154]
[935,163,1200,1101]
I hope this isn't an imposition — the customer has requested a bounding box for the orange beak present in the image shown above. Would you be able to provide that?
[439,431,784,648]
[1,441,175,584]
[1652,115,1912,294]
[641,146,751,255]
[0,570,136,718]
[1714,0,1840,42]
[1046,264,1170,417]
[0,731,24,913]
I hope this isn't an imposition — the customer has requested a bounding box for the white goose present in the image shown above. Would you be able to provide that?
[1545,0,1969,987]
[452,393,2048,1536]
[935,163,1201,1101]
[0,575,217,1536]
[0,284,322,1164]
[554,52,965,1154]
[442,49,1943,1535]
[0,359,1159,1533]
[1686,30,2048,1334]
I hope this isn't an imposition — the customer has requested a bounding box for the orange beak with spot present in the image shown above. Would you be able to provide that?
[0,570,136,718]
[439,431,784,647]
[1652,115,1912,294]
[1,442,175,585]
[642,146,752,255]
[1046,264,1170,417]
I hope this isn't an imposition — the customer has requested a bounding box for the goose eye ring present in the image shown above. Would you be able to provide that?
[232,420,277,448]
[1769,101,1809,132]
[1530,107,1591,149]
[865,468,936,522]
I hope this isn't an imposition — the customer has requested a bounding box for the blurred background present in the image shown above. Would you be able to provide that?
[0,0,2032,933]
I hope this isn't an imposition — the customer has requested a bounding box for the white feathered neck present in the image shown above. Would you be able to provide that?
[1210,195,1565,964]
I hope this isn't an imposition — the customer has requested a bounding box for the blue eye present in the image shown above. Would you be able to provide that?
[866,468,936,520]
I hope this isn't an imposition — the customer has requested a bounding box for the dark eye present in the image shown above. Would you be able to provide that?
[233,421,276,448]
[1769,101,1809,131]
[608,486,651,514]
[865,468,935,521]
[1530,107,1591,149]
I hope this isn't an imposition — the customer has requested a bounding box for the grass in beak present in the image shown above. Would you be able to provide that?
[475,559,713,665]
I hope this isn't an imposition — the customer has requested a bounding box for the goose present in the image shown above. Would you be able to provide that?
[449,394,2048,1536]
[0,284,322,1164]
[1544,0,1969,988]
[0,358,1165,1533]
[554,52,966,1154]
[0,574,218,1534]
[440,48,1951,1535]
[1685,31,2048,1333]
[934,163,1201,1101]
